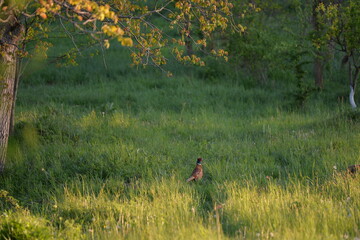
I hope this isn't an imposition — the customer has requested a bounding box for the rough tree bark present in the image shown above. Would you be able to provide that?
[0,17,24,172]
[9,58,21,134]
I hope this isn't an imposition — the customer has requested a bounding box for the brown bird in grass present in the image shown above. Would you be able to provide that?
[186,158,203,182]
[347,164,360,174]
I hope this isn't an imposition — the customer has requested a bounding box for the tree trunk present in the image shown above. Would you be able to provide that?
[312,0,324,89]
[348,54,360,109]
[9,58,21,134]
[0,18,24,172]
[314,56,324,89]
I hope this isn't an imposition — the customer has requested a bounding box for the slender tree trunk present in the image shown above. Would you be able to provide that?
[349,66,356,108]
[348,54,360,109]
[314,56,324,88]
[312,0,324,89]
[0,18,24,172]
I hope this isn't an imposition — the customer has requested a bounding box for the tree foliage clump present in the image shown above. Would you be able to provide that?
[315,0,360,107]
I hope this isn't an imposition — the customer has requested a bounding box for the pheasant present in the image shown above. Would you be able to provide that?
[186,158,203,182]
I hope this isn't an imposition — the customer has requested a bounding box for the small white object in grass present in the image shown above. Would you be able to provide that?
[333,165,337,170]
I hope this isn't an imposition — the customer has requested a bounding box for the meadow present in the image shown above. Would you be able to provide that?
[0,43,359,239]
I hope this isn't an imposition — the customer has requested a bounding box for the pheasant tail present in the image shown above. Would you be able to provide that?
[186,176,196,182]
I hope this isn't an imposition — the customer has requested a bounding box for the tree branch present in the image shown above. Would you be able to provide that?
[59,17,82,55]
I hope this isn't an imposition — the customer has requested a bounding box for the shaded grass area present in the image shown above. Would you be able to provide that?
[1,46,360,239]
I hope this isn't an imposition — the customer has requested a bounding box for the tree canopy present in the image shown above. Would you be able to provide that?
[1,0,241,71]
[315,0,360,107]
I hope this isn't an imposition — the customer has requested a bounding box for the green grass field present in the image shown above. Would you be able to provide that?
[0,44,359,239]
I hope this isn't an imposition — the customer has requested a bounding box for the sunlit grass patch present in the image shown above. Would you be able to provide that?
[52,177,221,239]
[79,111,100,129]
[109,112,133,128]
[222,176,360,239]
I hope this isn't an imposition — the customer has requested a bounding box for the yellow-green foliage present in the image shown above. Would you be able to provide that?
[0,211,83,240]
